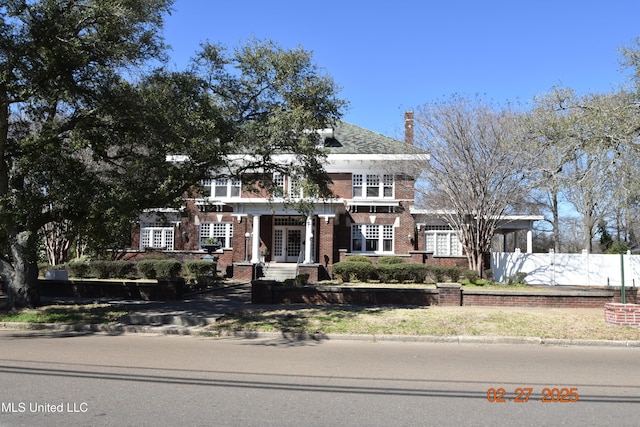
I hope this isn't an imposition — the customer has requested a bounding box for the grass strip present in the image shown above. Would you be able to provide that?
[0,303,127,324]
[209,306,640,341]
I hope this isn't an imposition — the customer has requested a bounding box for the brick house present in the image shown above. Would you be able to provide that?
[130,114,538,282]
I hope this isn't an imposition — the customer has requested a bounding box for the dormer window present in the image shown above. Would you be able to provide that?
[352,174,394,199]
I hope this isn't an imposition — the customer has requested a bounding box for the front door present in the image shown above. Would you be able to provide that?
[273,226,304,263]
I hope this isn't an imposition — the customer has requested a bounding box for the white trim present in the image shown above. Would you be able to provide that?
[347,200,400,207]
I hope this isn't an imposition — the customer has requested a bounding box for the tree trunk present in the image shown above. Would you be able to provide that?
[2,231,40,310]
[552,192,561,253]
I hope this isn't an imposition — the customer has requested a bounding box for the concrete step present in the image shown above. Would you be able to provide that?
[261,264,297,281]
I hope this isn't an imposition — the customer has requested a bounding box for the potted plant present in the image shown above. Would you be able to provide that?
[202,237,222,254]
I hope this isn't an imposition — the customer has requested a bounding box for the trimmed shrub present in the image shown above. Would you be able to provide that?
[185,260,218,278]
[463,269,479,284]
[374,264,398,282]
[86,260,135,279]
[428,266,447,283]
[333,261,375,282]
[403,264,430,283]
[111,261,136,279]
[154,260,182,279]
[137,260,156,279]
[377,256,404,265]
[66,262,91,278]
[88,261,111,279]
[137,260,182,279]
[185,260,218,288]
[369,263,430,283]
[445,267,461,282]
[345,255,372,264]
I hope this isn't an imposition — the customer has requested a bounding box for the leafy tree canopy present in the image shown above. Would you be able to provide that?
[0,0,346,309]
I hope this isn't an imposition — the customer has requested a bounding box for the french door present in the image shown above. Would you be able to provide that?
[273,227,304,263]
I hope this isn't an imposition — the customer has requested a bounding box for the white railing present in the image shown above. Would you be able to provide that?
[491,250,640,287]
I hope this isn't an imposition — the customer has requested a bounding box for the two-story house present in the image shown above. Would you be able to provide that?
[131,118,427,280]
[131,114,539,282]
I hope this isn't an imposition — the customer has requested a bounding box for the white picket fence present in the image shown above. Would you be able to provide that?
[491,250,640,287]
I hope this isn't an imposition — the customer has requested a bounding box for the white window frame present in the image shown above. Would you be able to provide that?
[273,172,305,199]
[351,224,394,254]
[424,226,463,256]
[352,174,394,199]
[199,222,233,249]
[140,223,175,251]
[202,178,241,199]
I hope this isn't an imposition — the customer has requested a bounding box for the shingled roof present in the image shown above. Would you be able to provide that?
[325,122,425,155]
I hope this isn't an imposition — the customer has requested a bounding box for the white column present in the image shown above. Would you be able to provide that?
[304,216,313,264]
[526,229,533,253]
[251,214,261,264]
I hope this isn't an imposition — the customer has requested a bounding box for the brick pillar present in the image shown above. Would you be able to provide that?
[318,216,335,276]
[437,283,462,306]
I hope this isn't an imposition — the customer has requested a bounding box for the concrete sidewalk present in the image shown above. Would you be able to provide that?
[119,283,254,327]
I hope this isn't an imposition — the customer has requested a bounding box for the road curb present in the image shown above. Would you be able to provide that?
[2,321,640,347]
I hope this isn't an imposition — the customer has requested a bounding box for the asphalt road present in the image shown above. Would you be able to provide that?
[0,331,639,426]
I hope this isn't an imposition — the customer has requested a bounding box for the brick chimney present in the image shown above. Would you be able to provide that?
[404,111,414,145]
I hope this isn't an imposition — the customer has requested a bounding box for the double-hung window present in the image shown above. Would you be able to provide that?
[202,178,241,198]
[352,174,394,199]
[199,222,233,249]
[351,224,394,253]
[273,173,305,198]
[424,225,463,256]
[140,223,175,250]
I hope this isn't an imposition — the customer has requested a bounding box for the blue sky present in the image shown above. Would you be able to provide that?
[162,0,640,139]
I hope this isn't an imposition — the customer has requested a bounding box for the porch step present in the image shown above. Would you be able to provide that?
[261,263,298,282]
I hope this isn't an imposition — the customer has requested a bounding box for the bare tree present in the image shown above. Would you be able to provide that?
[562,91,639,251]
[523,87,582,252]
[524,88,640,253]
[412,95,531,274]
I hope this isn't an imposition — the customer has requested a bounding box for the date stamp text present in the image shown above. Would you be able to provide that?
[486,387,579,403]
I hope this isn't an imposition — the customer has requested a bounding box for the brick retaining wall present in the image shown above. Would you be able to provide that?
[251,281,629,308]
[462,289,612,308]
[37,279,184,301]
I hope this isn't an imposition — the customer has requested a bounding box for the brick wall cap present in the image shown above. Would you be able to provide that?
[605,303,640,309]
[436,283,462,289]
[465,289,613,297]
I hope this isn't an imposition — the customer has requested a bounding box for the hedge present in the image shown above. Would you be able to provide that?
[66,261,91,278]
[345,255,373,264]
[332,261,375,282]
[89,260,136,279]
[184,260,218,278]
[62,261,135,279]
[377,256,405,265]
[137,260,182,279]
[332,261,460,284]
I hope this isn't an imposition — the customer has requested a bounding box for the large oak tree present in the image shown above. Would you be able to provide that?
[0,1,345,310]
